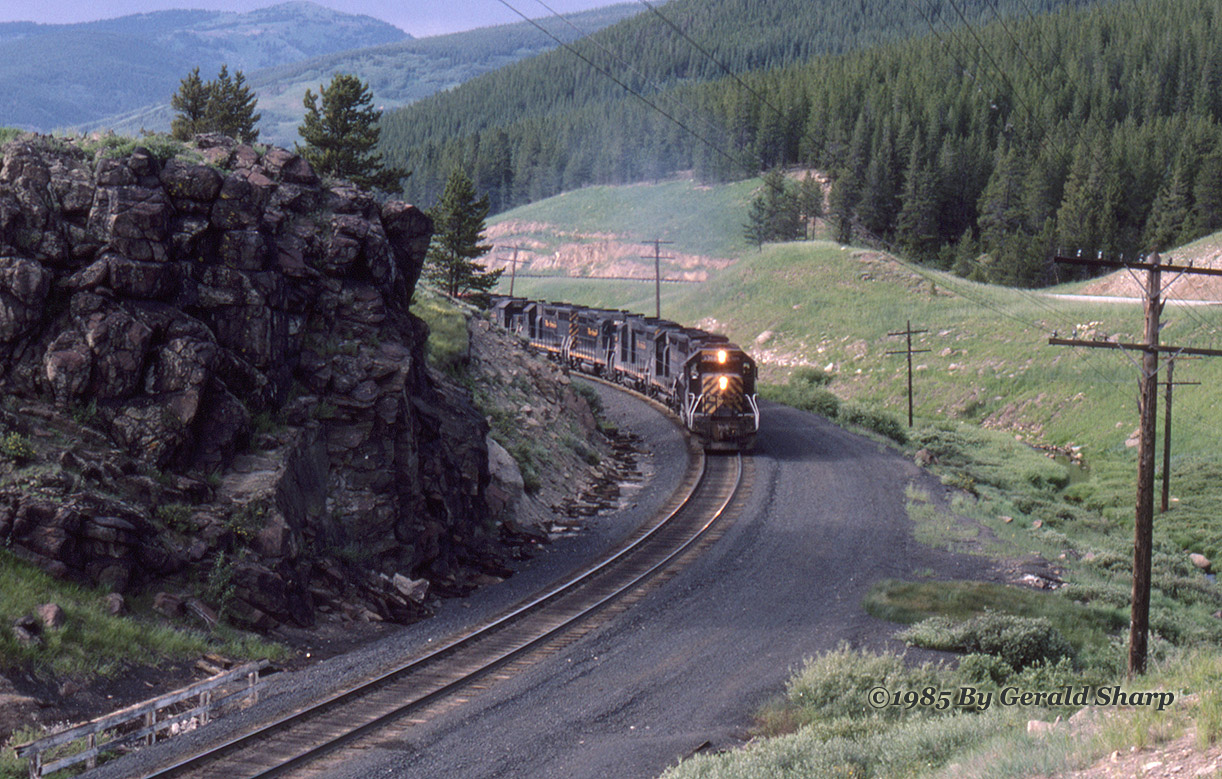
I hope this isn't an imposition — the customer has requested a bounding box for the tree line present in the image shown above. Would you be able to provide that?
[378,0,1222,287]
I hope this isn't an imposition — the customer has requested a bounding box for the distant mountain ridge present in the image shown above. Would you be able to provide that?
[0,1,407,131]
[84,4,643,146]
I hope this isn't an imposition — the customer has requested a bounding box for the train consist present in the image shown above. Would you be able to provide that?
[490,296,759,451]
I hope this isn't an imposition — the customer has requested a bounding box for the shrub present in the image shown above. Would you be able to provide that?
[572,381,604,417]
[0,432,35,464]
[509,441,544,495]
[155,503,193,533]
[204,551,237,620]
[759,382,840,417]
[792,365,833,386]
[898,613,1074,670]
[956,652,1014,685]
[785,644,942,722]
[839,404,908,444]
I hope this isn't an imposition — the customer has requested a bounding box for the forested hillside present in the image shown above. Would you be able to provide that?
[379,0,1109,211]
[383,0,1222,287]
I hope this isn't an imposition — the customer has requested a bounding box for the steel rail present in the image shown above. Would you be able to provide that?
[143,447,742,779]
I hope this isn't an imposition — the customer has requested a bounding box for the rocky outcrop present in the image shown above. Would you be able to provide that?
[0,133,502,628]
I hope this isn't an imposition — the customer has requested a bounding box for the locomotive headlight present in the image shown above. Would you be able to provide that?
[718,375,729,391]
[717,349,727,364]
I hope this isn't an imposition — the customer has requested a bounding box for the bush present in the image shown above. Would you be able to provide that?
[956,652,1014,685]
[792,365,833,386]
[898,613,1074,670]
[155,503,193,533]
[572,381,604,417]
[759,382,840,417]
[0,432,34,464]
[839,404,908,444]
[785,644,942,722]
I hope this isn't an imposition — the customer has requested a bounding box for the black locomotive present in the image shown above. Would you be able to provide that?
[490,296,759,451]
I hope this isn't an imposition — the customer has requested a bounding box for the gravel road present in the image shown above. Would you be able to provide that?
[319,399,998,779]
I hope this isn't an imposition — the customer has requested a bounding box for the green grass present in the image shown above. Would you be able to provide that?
[491,177,759,259]
[0,551,283,680]
[665,645,1088,779]
[411,285,472,375]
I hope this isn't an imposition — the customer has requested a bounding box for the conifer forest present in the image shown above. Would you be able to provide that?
[379,0,1222,287]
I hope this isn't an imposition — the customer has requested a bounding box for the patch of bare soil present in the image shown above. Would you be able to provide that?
[1055,730,1222,778]
[1078,239,1222,300]
[485,220,734,282]
[852,250,952,296]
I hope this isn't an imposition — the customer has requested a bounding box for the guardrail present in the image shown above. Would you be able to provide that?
[14,660,269,778]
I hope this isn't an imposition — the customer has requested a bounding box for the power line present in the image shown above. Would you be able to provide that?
[492,0,758,177]
[527,0,748,163]
[633,0,787,122]
[502,0,1209,404]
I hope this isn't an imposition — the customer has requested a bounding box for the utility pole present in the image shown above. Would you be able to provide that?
[886,320,930,427]
[1049,251,1222,677]
[642,239,673,319]
[1160,356,1200,513]
[496,245,522,297]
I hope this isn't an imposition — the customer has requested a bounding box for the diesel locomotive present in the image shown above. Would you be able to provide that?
[490,296,759,451]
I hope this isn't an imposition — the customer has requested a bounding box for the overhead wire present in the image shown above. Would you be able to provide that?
[635,0,1132,390]
[491,0,759,178]
[526,0,751,166]
[916,0,1222,379]
[504,0,1213,404]
[632,0,788,122]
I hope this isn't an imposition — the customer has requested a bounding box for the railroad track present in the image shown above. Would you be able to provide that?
[142,447,745,779]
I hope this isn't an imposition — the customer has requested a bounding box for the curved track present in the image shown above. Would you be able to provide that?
[142,447,745,779]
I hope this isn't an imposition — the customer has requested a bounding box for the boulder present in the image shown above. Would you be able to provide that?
[392,573,430,604]
[152,592,183,618]
[37,602,64,630]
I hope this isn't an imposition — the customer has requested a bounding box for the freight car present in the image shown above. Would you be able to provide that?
[490,296,759,451]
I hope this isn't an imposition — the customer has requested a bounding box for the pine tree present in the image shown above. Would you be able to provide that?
[170,67,209,141]
[1190,146,1222,235]
[205,66,261,143]
[170,65,260,143]
[743,168,801,248]
[424,169,503,298]
[1144,159,1193,250]
[896,136,941,261]
[298,74,408,193]
[976,143,1028,253]
[795,173,823,239]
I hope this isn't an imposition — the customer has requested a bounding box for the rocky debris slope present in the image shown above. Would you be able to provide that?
[0,133,515,631]
[464,314,640,537]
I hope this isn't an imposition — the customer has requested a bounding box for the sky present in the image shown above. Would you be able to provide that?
[0,0,618,37]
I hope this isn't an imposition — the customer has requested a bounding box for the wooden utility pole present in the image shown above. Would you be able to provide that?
[642,239,673,319]
[497,245,522,296]
[1049,252,1222,676]
[886,320,930,427]
[1160,356,1200,513]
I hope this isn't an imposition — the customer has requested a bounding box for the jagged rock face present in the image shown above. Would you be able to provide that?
[0,134,496,628]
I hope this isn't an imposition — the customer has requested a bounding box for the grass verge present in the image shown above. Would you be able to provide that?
[0,552,283,680]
